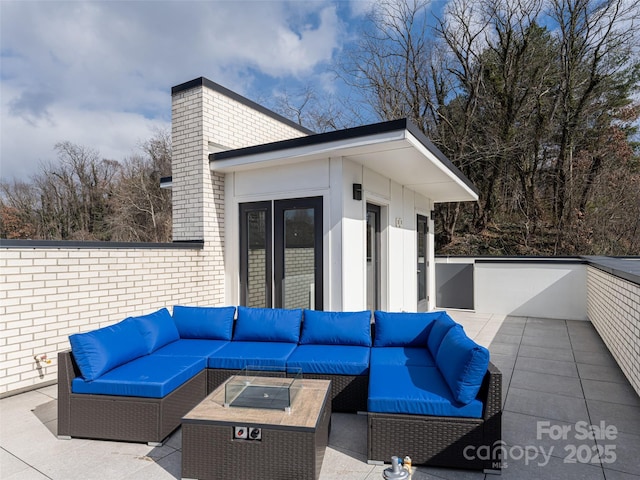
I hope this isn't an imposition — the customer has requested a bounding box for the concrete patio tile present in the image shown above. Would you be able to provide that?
[501,411,597,461]
[35,383,58,400]
[597,431,640,477]
[0,448,42,479]
[488,342,520,356]
[32,439,173,480]
[520,334,572,349]
[586,400,640,436]
[525,317,568,328]
[491,333,522,345]
[3,468,50,480]
[505,387,589,424]
[602,470,640,480]
[511,370,584,398]
[329,413,368,458]
[318,447,375,480]
[514,356,579,378]
[502,315,527,325]
[571,337,610,353]
[498,454,605,479]
[577,363,629,384]
[517,344,575,362]
[494,323,525,336]
[412,465,487,479]
[566,319,594,329]
[567,325,602,340]
[121,450,181,480]
[573,349,618,367]
[582,379,640,407]
[487,353,516,372]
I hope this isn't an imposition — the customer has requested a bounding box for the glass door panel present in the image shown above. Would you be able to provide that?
[417,214,428,309]
[367,204,381,311]
[240,202,272,308]
[275,197,323,310]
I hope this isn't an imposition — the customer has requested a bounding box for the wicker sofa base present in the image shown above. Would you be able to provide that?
[57,351,207,445]
[294,373,368,412]
[367,362,502,472]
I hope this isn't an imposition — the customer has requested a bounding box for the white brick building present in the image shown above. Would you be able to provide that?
[169,77,479,313]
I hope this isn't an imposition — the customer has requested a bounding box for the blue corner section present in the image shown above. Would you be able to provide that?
[367,364,483,418]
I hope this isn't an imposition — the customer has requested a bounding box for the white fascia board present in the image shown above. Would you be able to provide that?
[405,132,479,202]
[210,130,407,173]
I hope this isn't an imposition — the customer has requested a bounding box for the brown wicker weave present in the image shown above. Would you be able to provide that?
[182,380,331,480]
[292,373,368,412]
[57,351,207,444]
[367,362,502,472]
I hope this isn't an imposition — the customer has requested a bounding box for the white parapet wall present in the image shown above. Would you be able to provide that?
[436,257,589,320]
[586,262,640,397]
[0,241,216,397]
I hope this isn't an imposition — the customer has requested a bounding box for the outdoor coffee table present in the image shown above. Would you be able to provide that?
[181,370,331,480]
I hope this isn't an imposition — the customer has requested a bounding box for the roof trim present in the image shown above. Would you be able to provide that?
[171,77,314,136]
[211,118,479,197]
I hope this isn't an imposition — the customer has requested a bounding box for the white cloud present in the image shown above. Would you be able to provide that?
[0,0,345,180]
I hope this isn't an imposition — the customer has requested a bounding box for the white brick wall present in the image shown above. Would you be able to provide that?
[0,244,214,396]
[171,79,309,306]
[586,266,640,397]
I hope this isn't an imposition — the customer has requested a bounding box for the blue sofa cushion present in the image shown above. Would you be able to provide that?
[300,310,371,346]
[71,355,205,398]
[426,313,457,358]
[207,341,297,370]
[286,345,370,375]
[436,325,490,405]
[368,364,483,418]
[132,308,180,353]
[370,347,436,367]
[373,311,442,347]
[152,339,229,358]
[172,305,235,340]
[69,319,148,381]
[233,307,302,343]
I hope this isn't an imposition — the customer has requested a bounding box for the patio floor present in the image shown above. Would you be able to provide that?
[1,313,639,479]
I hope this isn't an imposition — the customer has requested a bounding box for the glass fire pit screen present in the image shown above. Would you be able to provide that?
[224,366,302,412]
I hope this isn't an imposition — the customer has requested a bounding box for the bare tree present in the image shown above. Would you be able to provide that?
[108,129,172,242]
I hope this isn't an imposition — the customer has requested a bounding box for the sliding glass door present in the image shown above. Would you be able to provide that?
[240,197,323,310]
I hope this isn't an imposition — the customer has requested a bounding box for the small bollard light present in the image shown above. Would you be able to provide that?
[382,456,410,480]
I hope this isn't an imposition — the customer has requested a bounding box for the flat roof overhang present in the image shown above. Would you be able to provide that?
[209,119,479,203]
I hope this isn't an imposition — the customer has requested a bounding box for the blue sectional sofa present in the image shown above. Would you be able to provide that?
[58,306,501,472]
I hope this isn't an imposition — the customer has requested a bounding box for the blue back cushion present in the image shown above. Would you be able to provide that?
[300,310,371,346]
[69,318,148,381]
[172,305,236,340]
[436,325,490,405]
[427,314,457,358]
[132,308,180,353]
[373,311,442,347]
[233,306,302,343]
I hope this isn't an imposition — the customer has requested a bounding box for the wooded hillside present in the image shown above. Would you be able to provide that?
[1,0,638,255]
[336,0,640,255]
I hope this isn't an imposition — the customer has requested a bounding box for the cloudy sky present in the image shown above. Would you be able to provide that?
[0,0,377,180]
